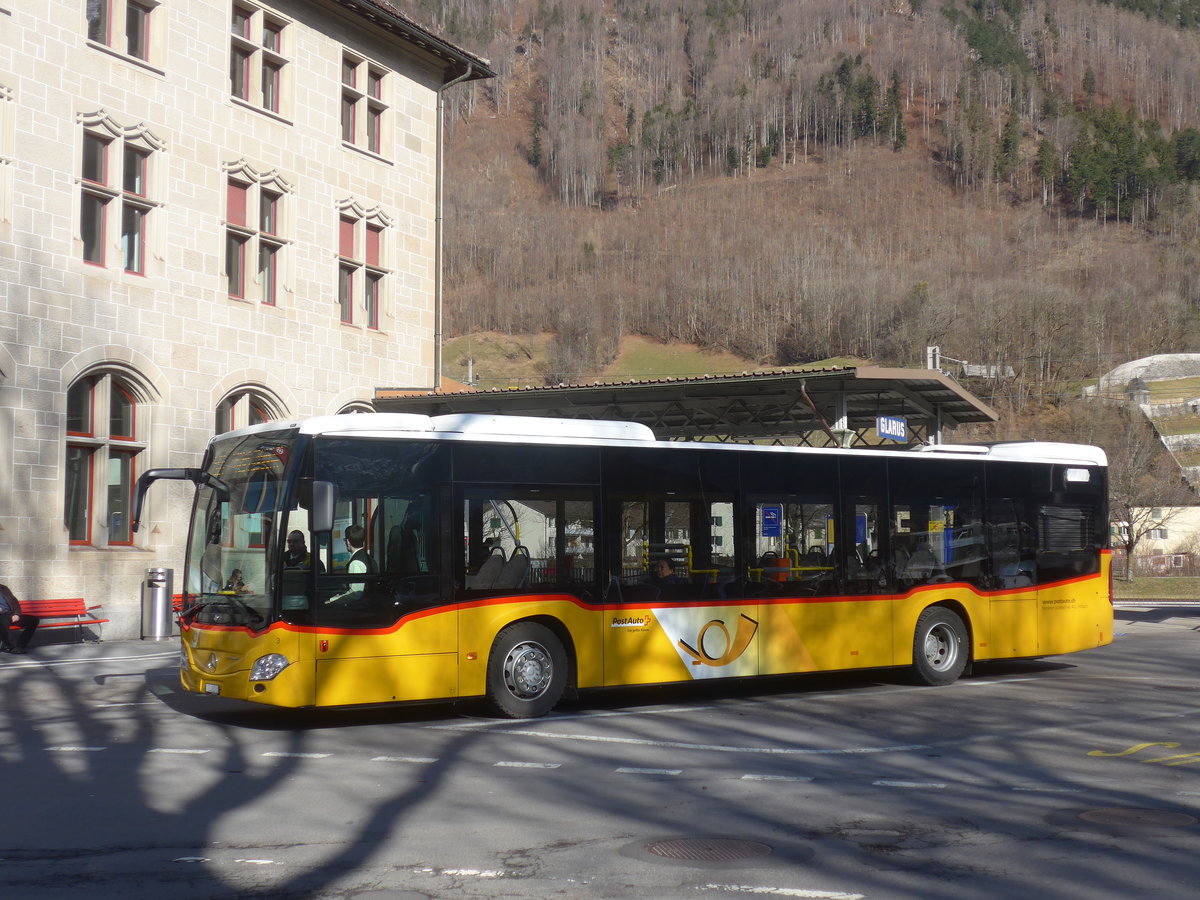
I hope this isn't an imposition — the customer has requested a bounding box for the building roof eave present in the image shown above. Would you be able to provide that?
[331,0,497,83]
[374,366,1000,446]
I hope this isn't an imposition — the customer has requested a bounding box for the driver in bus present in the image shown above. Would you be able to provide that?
[283,530,324,572]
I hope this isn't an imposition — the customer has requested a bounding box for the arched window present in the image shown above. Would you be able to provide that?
[65,373,147,545]
[216,388,283,434]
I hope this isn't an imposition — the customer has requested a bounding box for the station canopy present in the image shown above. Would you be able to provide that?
[374,365,999,447]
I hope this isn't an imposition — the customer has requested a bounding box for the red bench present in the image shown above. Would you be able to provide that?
[11,598,109,643]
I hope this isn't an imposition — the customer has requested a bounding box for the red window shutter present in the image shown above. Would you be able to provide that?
[339,217,355,259]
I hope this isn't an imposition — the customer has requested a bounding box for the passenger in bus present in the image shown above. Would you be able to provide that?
[283,530,324,572]
[644,556,681,586]
[223,569,251,593]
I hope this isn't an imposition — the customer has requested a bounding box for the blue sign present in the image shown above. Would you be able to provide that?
[876,415,908,441]
[761,505,782,538]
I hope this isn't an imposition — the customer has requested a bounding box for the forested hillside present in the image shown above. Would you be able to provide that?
[408,0,1200,410]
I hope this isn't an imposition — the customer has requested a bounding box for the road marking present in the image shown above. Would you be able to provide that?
[432,725,927,756]
[741,774,815,783]
[703,885,865,899]
[433,705,710,728]
[414,867,506,879]
[47,746,106,752]
[149,748,210,754]
[261,751,331,759]
[874,779,946,789]
[495,760,562,768]
[98,701,161,708]
[1144,752,1200,766]
[1,651,178,670]
[1089,741,1200,766]
[1089,742,1180,758]
[617,766,682,775]
[236,859,277,865]
[372,755,437,764]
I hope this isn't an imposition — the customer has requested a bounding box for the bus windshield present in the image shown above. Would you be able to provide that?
[185,429,297,629]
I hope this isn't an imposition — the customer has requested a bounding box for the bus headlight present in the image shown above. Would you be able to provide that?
[250,653,290,681]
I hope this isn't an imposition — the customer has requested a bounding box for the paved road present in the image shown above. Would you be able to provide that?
[2,606,1199,900]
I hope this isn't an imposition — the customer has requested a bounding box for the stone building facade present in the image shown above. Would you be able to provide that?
[0,0,490,638]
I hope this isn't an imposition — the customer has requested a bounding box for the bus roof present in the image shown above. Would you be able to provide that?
[240,414,1105,467]
[431,414,655,442]
[916,441,1108,467]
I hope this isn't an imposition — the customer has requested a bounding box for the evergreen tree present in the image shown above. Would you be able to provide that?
[1036,138,1060,203]
[997,109,1021,181]
[885,71,907,152]
[1173,127,1200,181]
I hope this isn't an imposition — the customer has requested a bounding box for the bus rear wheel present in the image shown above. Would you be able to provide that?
[911,607,968,685]
[486,622,567,718]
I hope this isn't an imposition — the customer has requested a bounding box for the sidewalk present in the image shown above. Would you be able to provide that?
[3,636,178,665]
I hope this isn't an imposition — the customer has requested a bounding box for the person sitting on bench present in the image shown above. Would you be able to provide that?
[0,583,40,654]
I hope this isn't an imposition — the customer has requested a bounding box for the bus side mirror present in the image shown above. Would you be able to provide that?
[311,480,335,533]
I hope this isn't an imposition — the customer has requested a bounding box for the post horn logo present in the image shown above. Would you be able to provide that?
[677,613,759,666]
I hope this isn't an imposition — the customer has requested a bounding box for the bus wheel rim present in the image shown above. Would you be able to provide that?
[504,641,552,699]
[924,624,955,671]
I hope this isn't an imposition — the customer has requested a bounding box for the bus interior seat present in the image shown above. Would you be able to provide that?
[758,552,788,581]
[493,545,531,589]
[471,547,507,589]
[903,545,938,578]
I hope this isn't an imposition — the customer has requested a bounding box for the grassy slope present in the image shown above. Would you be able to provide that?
[441,333,861,388]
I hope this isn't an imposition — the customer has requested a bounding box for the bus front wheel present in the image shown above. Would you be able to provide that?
[486,622,567,718]
[911,607,968,685]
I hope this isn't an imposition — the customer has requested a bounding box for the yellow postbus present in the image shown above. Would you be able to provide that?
[134,413,1112,718]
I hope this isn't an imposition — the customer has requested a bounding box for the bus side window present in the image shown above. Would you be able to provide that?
[460,488,596,594]
[887,458,986,589]
[615,497,738,600]
[845,501,883,593]
[748,499,836,593]
[989,498,1035,587]
[384,498,430,575]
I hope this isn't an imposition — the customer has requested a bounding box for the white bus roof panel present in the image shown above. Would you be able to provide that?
[298,414,434,436]
[431,414,656,443]
[985,442,1107,466]
[919,441,1107,467]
